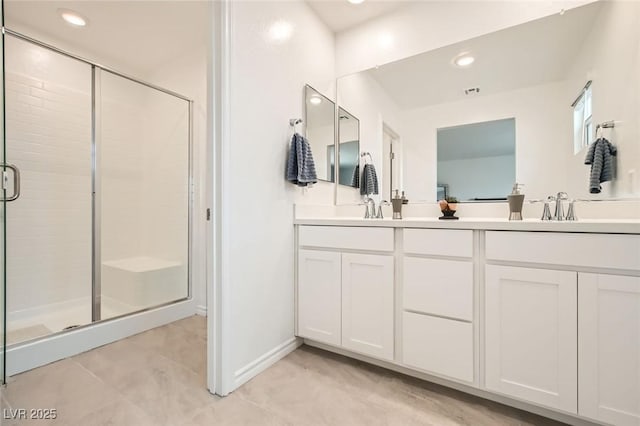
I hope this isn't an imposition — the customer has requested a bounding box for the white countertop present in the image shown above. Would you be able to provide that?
[294,216,640,234]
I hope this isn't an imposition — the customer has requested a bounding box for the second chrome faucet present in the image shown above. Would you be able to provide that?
[361,197,389,219]
[542,192,577,221]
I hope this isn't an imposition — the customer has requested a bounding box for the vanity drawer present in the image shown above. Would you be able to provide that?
[403,257,473,321]
[299,226,394,252]
[404,229,473,258]
[486,231,640,271]
[402,311,473,382]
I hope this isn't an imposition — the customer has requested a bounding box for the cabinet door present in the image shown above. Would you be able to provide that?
[297,250,341,345]
[342,253,394,360]
[485,265,577,413]
[579,273,640,426]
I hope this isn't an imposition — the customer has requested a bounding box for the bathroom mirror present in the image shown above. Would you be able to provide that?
[305,84,336,183]
[337,107,360,187]
[437,118,515,201]
[336,1,640,204]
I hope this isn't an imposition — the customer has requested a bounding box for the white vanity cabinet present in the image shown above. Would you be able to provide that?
[297,226,395,361]
[578,273,640,426]
[484,265,578,413]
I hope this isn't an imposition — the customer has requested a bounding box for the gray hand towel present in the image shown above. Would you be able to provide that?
[584,137,617,193]
[351,164,359,188]
[286,133,318,187]
[360,163,379,195]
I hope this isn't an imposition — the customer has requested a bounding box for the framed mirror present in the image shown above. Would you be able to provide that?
[305,84,336,183]
[336,107,359,188]
[437,118,515,202]
[336,1,640,203]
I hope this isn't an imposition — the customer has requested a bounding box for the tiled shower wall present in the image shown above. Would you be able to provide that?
[5,36,189,319]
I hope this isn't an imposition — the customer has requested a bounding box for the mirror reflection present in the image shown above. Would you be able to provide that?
[305,85,336,183]
[437,118,515,202]
[337,107,359,188]
[336,1,639,204]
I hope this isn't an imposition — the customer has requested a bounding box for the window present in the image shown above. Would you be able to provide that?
[573,82,593,154]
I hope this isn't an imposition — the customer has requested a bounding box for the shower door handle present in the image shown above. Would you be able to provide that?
[1,164,21,201]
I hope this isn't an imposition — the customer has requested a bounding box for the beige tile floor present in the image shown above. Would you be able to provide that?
[1,316,565,425]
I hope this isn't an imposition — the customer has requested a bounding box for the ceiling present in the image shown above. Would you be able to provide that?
[306,0,409,33]
[366,1,601,110]
[4,1,209,77]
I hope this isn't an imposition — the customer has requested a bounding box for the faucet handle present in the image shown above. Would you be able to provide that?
[557,192,569,200]
[358,201,371,219]
[566,200,578,221]
[376,200,390,219]
[540,195,554,221]
[541,197,553,221]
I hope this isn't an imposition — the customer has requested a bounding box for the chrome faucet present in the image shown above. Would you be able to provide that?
[376,200,390,219]
[554,192,569,221]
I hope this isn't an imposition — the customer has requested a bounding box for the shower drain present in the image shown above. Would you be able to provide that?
[62,325,81,331]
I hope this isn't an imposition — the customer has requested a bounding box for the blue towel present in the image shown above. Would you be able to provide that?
[584,137,617,193]
[286,133,317,187]
[360,163,379,195]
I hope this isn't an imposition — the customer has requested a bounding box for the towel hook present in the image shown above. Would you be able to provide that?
[595,120,614,139]
[290,118,303,134]
[360,152,372,164]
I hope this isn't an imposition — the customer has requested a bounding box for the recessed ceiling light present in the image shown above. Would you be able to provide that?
[453,52,475,68]
[348,0,365,4]
[269,20,293,43]
[58,9,88,27]
[309,95,322,105]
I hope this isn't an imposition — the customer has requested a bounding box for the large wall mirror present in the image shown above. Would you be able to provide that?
[305,84,336,183]
[336,1,640,204]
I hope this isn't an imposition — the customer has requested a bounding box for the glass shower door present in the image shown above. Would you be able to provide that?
[4,36,92,343]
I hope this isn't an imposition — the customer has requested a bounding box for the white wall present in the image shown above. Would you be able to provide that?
[337,72,402,204]
[564,0,640,199]
[335,0,593,76]
[224,0,335,388]
[402,81,569,202]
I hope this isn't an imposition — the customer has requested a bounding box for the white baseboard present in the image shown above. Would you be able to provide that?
[233,337,302,390]
[196,305,207,316]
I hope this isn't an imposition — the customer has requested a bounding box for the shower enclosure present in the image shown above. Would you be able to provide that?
[0,27,192,376]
